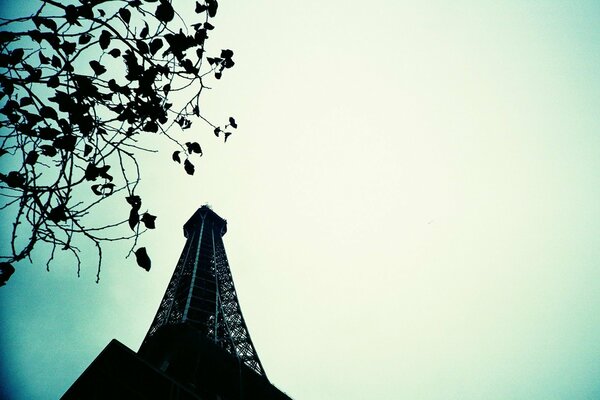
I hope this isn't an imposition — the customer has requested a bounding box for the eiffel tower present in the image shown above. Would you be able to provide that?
[63,206,291,399]
[141,205,266,376]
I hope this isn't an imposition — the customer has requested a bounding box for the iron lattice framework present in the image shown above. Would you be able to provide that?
[143,206,267,377]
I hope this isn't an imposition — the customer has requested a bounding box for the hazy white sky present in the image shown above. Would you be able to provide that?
[2,1,600,399]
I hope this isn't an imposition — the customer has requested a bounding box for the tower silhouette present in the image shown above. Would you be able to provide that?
[142,205,266,376]
[62,206,291,399]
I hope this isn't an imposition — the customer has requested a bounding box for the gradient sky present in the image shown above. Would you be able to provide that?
[2,1,600,399]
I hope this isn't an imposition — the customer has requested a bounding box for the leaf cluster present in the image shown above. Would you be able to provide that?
[0,0,238,283]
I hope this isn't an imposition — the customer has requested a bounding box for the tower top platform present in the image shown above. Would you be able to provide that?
[183,205,227,238]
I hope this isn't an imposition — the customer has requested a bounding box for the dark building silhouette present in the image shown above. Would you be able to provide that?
[62,206,291,399]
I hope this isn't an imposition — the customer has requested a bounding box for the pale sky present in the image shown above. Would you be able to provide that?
[2,1,600,399]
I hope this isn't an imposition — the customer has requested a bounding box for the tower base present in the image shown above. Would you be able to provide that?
[62,326,292,399]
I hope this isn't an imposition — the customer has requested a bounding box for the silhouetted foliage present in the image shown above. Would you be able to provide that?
[0,0,237,284]
[0,262,15,286]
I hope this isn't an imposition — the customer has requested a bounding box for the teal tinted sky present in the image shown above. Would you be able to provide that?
[2,1,600,399]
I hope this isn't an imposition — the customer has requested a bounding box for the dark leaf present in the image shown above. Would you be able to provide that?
[176,117,191,129]
[24,64,42,82]
[22,63,40,81]
[99,166,113,181]
[8,113,19,124]
[85,164,112,182]
[48,91,72,111]
[1,171,25,188]
[220,49,233,59]
[141,213,156,229]
[215,71,222,79]
[40,106,58,120]
[29,30,59,48]
[140,22,149,39]
[184,159,195,175]
[40,145,57,157]
[195,2,208,13]
[53,135,76,151]
[194,29,207,45]
[79,34,92,45]
[107,79,119,94]
[2,100,19,114]
[22,112,42,128]
[39,51,49,64]
[181,59,198,74]
[135,247,151,271]
[207,0,218,17]
[213,127,220,137]
[129,208,139,230]
[51,55,62,68]
[61,40,76,55]
[158,64,170,77]
[48,205,68,223]
[42,18,57,31]
[84,144,93,157]
[126,195,142,210]
[139,66,159,95]
[65,5,79,25]
[99,30,112,50]
[156,0,175,23]
[108,48,121,58]
[204,22,215,30]
[221,49,234,69]
[163,31,197,59]
[91,183,115,196]
[72,75,98,99]
[77,3,94,19]
[58,119,72,133]
[0,262,15,287]
[85,163,99,181]
[149,38,163,55]
[46,75,60,88]
[89,60,107,76]
[123,50,143,81]
[185,142,202,155]
[223,58,234,69]
[119,8,131,24]
[224,131,232,142]
[143,120,159,132]
[9,48,24,64]
[19,97,33,107]
[136,40,149,54]
[25,151,38,165]
[2,80,14,96]
[172,151,181,163]
[77,115,95,136]
[38,127,60,140]
[228,117,237,128]
[108,79,131,96]
[33,17,57,32]
[26,29,43,44]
